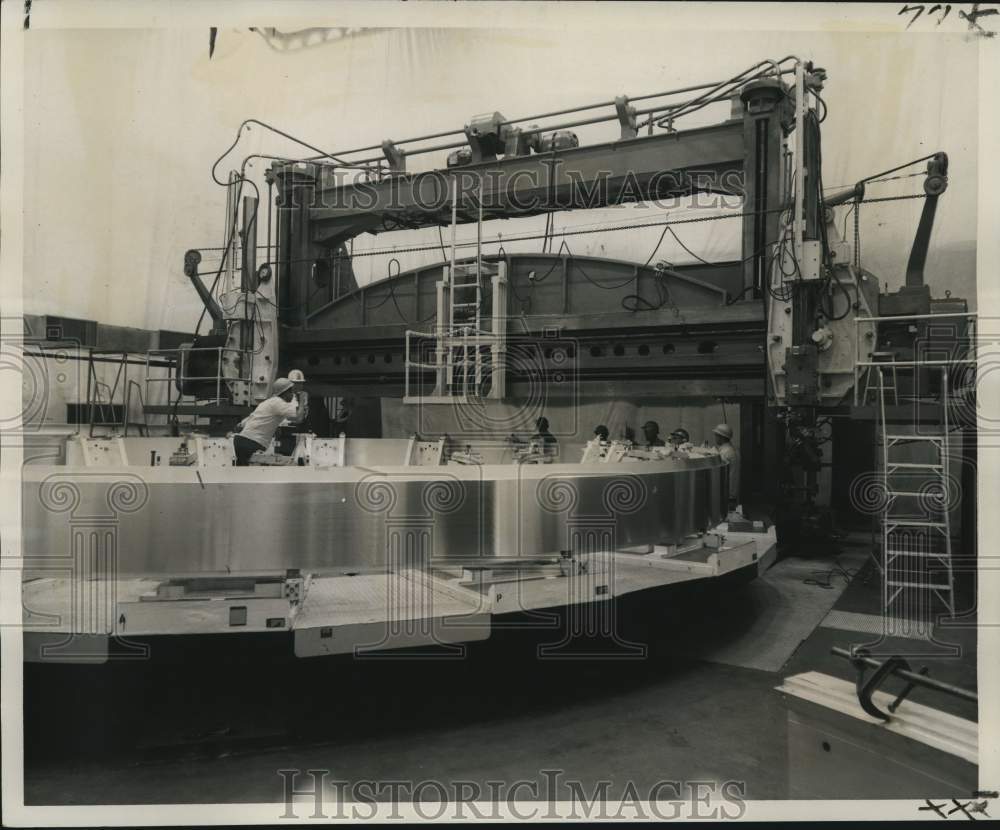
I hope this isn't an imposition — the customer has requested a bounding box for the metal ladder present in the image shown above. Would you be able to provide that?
[403,173,508,403]
[877,365,955,620]
[446,259,494,396]
[863,351,899,405]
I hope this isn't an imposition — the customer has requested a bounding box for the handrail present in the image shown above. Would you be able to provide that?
[144,345,254,418]
[305,62,797,164]
[856,359,976,367]
[855,312,977,323]
[853,311,976,406]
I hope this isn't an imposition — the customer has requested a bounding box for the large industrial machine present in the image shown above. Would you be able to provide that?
[21,57,976,662]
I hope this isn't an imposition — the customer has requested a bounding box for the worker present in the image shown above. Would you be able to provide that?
[279,369,308,428]
[532,416,558,449]
[280,369,308,422]
[593,424,610,443]
[668,427,692,453]
[641,420,665,448]
[712,423,737,463]
[713,422,739,507]
[232,378,306,466]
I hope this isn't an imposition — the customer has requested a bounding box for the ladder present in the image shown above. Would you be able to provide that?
[446,260,492,396]
[862,351,899,405]
[877,365,955,621]
[403,175,507,403]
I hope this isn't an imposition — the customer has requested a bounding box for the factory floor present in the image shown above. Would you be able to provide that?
[22,536,977,806]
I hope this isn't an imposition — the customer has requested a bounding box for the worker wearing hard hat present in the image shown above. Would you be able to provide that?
[279,368,309,430]
[712,423,739,505]
[641,421,665,448]
[232,377,307,466]
[668,427,693,451]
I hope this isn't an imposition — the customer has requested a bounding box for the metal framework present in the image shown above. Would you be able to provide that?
[860,311,977,626]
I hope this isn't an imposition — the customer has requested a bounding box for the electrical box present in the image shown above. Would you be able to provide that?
[800,240,823,281]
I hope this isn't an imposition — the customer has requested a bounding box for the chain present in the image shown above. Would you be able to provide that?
[854,198,861,270]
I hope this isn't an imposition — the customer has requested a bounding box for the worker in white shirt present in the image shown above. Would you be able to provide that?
[278,368,308,430]
[712,423,739,506]
[232,378,307,466]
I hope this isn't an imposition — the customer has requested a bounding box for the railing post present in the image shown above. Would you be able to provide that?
[404,332,410,399]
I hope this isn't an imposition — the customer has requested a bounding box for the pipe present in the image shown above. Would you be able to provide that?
[823,182,865,208]
[303,67,797,162]
[830,646,977,703]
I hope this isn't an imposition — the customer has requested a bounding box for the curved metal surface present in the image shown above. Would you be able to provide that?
[23,455,727,577]
[304,252,738,334]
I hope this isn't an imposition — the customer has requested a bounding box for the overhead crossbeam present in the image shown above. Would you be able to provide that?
[303,120,745,247]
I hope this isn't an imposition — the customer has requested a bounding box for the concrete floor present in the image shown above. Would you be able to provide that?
[22,545,977,806]
[25,657,789,805]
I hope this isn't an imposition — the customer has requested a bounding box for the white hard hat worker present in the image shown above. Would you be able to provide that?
[232,377,306,466]
[713,423,734,441]
[712,422,738,509]
[288,369,306,384]
[272,377,295,396]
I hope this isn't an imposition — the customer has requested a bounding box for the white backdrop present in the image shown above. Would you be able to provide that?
[22,26,979,330]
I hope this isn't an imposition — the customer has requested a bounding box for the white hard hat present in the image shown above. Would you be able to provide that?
[713,423,734,440]
[288,369,306,382]
[273,377,295,396]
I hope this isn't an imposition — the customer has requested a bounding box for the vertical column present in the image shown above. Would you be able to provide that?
[739,79,786,301]
[273,163,318,330]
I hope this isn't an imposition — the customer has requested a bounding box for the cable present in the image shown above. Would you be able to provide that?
[665,225,713,266]
[530,240,571,284]
[803,556,858,589]
[644,57,796,130]
[211,119,369,185]
[841,201,856,242]
[854,197,861,270]
[315,204,793,263]
[194,185,242,337]
[575,253,636,290]
[437,225,448,261]
[621,261,682,313]
[808,108,852,323]
[725,285,756,306]
[641,224,672,268]
[814,90,828,124]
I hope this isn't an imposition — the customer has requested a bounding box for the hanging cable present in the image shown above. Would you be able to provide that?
[641,223,672,268]
[665,224,713,266]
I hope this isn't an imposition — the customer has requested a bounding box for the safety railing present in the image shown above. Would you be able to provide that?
[144,346,252,414]
[404,328,502,402]
[853,312,977,406]
[84,350,164,436]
